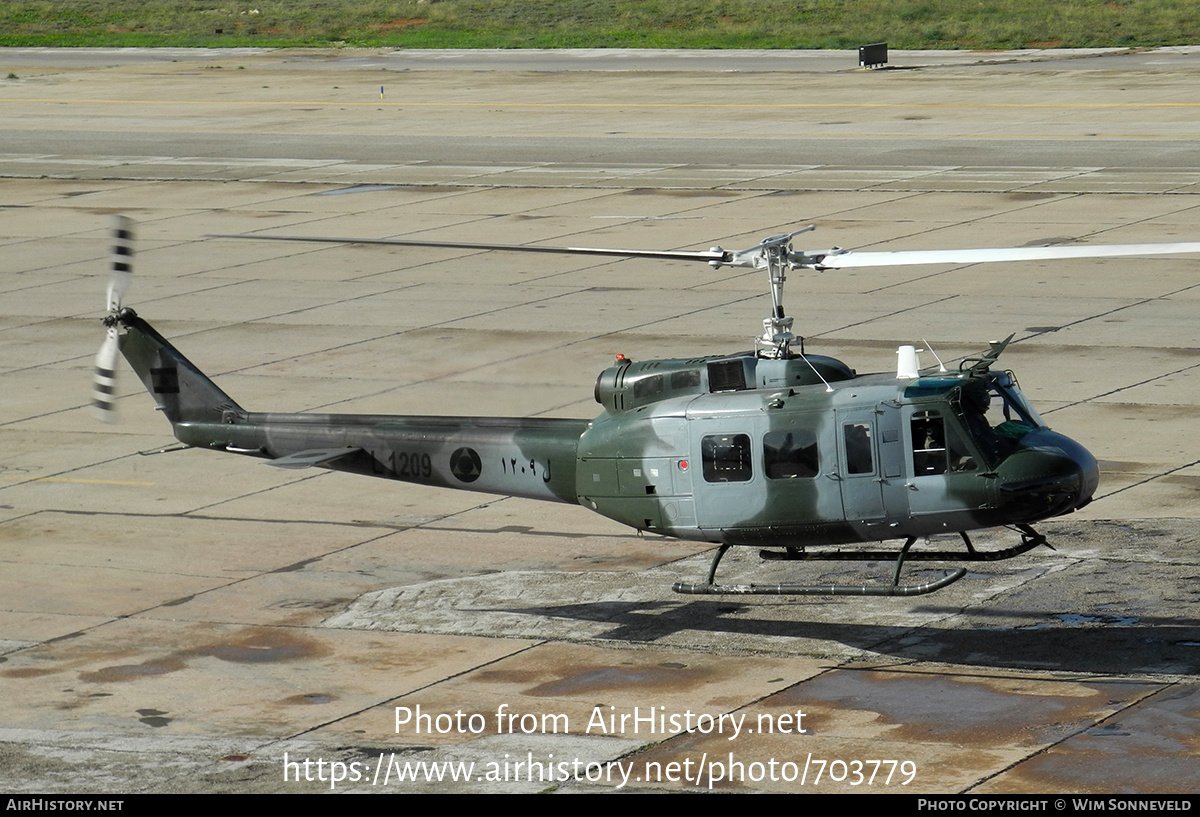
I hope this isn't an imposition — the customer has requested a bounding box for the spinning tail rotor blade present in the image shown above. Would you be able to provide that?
[107,215,134,310]
[92,326,119,421]
[811,242,1200,269]
[93,216,134,421]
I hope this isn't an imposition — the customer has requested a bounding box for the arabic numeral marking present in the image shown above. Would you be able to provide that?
[900,760,916,785]
[827,759,847,782]
[500,457,551,481]
[389,451,432,480]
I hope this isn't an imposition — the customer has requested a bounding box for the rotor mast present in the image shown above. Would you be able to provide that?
[711,226,817,359]
[759,230,801,359]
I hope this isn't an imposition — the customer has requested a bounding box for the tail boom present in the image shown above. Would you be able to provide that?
[118,312,585,503]
[176,413,587,503]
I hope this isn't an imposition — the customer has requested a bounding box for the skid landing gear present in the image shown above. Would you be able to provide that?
[670,524,1047,597]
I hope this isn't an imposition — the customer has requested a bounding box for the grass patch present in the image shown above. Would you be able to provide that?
[0,0,1197,49]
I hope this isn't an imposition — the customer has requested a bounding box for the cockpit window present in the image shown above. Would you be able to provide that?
[994,371,1045,427]
[956,376,1038,465]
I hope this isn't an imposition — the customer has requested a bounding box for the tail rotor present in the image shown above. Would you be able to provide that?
[93,216,134,421]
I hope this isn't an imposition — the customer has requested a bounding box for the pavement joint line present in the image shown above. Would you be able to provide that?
[809,294,962,339]
[10,171,1200,194]
[280,640,551,743]
[855,190,1096,295]
[1,159,1198,184]
[0,276,278,392]
[531,397,600,419]
[0,475,153,486]
[0,510,433,657]
[303,289,770,413]
[174,279,429,337]
[1015,276,1200,349]
[223,285,592,391]
[0,451,150,490]
[40,506,419,531]
[1044,359,1200,415]
[9,255,753,425]
[9,97,1200,110]
[6,195,1191,422]
[1094,458,1200,502]
[965,681,1176,794]
[179,469,331,516]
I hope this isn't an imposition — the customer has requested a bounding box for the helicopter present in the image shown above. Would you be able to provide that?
[94,217,1200,597]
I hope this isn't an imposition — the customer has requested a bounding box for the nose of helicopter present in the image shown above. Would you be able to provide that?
[995,429,1100,520]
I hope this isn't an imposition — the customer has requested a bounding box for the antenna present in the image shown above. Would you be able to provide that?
[799,353,836,393]
[922,338,948,373]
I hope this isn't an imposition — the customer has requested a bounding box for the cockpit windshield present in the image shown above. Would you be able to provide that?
[954,373,1042,466]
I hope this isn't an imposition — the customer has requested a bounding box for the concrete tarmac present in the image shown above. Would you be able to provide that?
[0,48,1197,794]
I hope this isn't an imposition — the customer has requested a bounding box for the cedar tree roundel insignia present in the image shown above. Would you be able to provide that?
[449,447,482,483]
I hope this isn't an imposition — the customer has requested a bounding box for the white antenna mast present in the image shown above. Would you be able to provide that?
[922,338,948,373]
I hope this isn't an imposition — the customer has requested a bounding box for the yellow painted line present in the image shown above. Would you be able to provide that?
[2,98,1200,109]
[2,475,153,486]
[134,129,1200,140]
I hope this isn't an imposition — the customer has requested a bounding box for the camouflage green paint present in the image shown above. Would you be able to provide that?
[117,311,1098,552]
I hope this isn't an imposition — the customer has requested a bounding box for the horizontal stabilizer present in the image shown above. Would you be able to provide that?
[265,447,364,470]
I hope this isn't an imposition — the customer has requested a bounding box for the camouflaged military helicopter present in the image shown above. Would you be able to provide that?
[94,217,1200,597]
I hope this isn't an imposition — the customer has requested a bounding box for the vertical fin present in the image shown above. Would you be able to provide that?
[118,313,243,424]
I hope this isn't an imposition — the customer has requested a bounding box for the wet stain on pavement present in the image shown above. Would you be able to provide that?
[768,670,1157,747]
[282,693,333,705]
[9,628,329,685]
[525,663,699,697]
[186,629,324,664]
[80,657,187,683]
[136,708,172,727]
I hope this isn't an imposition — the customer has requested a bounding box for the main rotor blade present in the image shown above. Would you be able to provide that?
[814,242,1200,269]
[210,233,730,264]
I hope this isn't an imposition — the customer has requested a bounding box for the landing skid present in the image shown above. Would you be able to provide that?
[671,524,1047,597]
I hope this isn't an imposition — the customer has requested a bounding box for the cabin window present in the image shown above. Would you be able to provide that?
[702,433,753,482]
[911,411,949,475]
[843,423,874,475]
[912,410,977,475]
[763,429,819,479]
